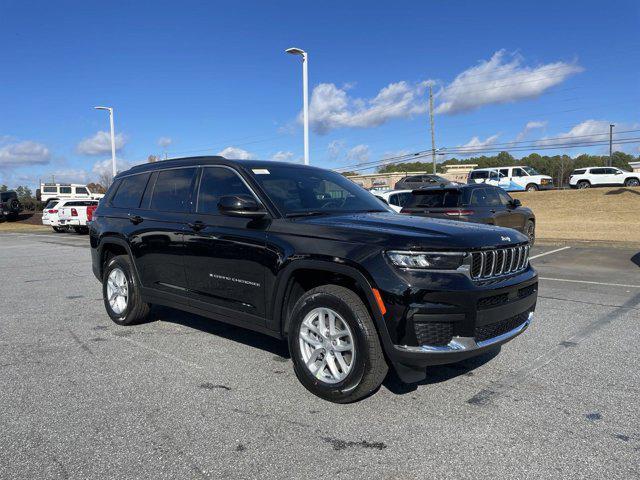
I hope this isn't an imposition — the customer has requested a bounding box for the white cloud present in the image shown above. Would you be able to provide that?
[435,50,583,114]
[346,144,370,163]
[158,137,172,148]
[217,146,255,160]
[516,120,547,141]
[271,151,294,162]
[536,119,639,152]
[92,157,131,178]
[459,134,500,149]
[327,140,345,159]
[0,141,51,167]
[77,131,127,155]
[308,81,430,134]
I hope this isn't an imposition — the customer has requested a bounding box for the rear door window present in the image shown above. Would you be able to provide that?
[150,168,197,212]
[469,188,491,206]
[75,187,89,195]
[591,168,606,175]
[111,173,151,209]
[499,168,510,177]
[60,186,72,194]
[470,171,488,179]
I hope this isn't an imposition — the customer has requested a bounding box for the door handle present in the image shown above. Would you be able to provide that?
[129,215,143,225]
[188,221,205,231]
[490,209,496,213]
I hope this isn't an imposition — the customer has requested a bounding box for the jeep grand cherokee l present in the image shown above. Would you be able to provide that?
[90,157,537,403]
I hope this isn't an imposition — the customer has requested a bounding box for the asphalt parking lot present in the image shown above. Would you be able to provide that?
[1,232,638,479]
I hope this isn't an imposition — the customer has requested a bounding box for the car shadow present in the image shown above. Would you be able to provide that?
[631,252,640,268]
[383,346,502,395]
[605,187,640,196]
[148,305,290,358]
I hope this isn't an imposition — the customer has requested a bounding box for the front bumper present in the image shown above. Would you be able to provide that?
[393,311,532,367]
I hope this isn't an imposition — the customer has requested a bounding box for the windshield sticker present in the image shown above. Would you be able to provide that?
[252,169,270,175]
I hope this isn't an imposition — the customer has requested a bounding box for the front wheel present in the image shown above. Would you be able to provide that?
[625,178,640,187]
[103,255,150,325]
[288,285,388,403]
[525,220,536,245]
[525,184,538,192]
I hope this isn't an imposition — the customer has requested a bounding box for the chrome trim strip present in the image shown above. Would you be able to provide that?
[395,312,533,354]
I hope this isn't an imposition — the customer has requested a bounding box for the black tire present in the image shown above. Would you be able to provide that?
[52,226,65,233]
[525,184,538,192]
[288,285,388,403]
[525,220,535,246]
[72,226,89,234]
[102,254,150,326]
[625,177,640,187]
[577,180,590,189]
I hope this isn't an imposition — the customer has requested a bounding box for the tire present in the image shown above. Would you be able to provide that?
[52,226,65,233]
[524,220,535,246]
[577,180,590,189]
[625,177,640,187]
[72,226,88,234]
[288,285,388,403]
[525,184,538,192]
[102,254,150,326]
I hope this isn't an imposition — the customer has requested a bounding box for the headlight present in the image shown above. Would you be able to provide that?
[386,251,466,270]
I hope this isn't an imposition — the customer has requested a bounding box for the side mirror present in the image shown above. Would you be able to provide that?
[218,195,267,219]
[510,198,522,208]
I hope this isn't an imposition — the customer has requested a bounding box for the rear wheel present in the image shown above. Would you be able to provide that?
[625,177,640,187]
[102,255,150,326]
[577,180,590,189]
[52,226,65,233]
[288,285,388,403]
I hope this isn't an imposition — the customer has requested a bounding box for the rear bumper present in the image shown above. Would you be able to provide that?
[59,219,82,226]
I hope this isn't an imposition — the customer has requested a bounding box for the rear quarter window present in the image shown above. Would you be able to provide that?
[111,173,151,209]
[572,169,586,175]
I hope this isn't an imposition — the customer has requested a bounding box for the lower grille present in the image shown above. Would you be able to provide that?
[475,311,530,342]
[477,293,509,309]
[518,283,538,298]
[415,322,454,346]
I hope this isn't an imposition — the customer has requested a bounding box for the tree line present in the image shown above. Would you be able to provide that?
[372,151,638,186]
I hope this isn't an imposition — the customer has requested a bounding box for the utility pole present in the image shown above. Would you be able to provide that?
[609,124,615,166]
[429,85,436,174]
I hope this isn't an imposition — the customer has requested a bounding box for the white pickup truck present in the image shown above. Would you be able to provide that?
[57,200,99,233]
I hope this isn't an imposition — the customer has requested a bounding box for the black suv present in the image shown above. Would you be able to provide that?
[400,184,536,244]
[0,191,22,220]
[90,157,537,403]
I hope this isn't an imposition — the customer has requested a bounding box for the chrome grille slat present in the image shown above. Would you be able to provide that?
[470,244,530,281]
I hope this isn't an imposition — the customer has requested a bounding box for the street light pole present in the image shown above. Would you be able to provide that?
[94,106,117,178]
[285,47,309,165]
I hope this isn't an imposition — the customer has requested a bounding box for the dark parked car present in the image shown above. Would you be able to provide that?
[0,191,22,220]
[90,157,537,403]
[394,174,453,190]
[400,184,536,244]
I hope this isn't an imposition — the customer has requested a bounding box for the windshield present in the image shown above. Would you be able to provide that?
[249,166,387,215]
[522,166,540,176]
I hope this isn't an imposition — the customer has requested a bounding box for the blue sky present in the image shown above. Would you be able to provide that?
[1,0,639,187]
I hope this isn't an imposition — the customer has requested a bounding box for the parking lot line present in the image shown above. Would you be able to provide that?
[539,277,640,289]
[529,246,571,260]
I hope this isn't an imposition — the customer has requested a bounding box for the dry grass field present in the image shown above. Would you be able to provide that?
[512,186,640,244]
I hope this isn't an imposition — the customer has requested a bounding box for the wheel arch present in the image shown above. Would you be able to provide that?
[271,260,387,341]
[97,236,138,281]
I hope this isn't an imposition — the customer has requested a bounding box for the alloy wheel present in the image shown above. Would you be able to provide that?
[107,267,129,315]
[298,307,355,384]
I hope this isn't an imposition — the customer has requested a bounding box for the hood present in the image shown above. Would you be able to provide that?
[293,212,529,250]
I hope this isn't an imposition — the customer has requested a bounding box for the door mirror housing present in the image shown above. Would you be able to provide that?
[510,198,522,208]
[218,195,267,218]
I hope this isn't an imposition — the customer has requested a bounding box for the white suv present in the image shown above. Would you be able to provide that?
[569,167,640,189]
[468,166,553,192]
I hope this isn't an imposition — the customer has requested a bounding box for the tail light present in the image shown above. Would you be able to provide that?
[444,209,474,216]
[86,205,97,221]
[49,209,58,214]
[71,208,78,217]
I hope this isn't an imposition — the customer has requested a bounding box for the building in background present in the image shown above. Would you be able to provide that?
[629,161,640,173]
[346,164,477,190]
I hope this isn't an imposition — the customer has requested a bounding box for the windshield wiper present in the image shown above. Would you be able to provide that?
[285,211,331,218]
